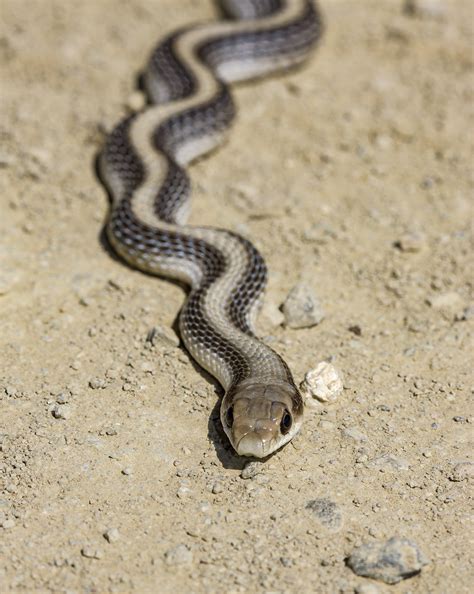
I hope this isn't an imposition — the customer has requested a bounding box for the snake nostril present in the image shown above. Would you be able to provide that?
[225,406,234,428]
[280,410,292,435]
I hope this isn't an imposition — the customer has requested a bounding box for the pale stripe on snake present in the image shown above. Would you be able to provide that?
[99,0,322,458]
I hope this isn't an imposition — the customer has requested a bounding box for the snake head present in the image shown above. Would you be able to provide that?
[221,382,303,458]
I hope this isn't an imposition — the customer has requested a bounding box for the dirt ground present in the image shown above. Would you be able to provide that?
[1,0,473,592]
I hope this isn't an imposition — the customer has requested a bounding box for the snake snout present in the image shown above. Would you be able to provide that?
[236,429,273,458]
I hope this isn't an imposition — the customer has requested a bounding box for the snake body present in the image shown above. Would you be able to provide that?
[99,0,322,457]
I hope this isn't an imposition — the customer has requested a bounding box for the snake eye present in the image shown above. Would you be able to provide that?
[225,406,234,428]
[280,410,292,434]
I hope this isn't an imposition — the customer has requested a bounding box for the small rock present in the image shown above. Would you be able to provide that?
[89,377,106,390]
[403,0,447,20]
[164,544,193,566]
[281,283,325,329]
[347,537,429,584]
[55,392,69,404]
[121,467,132,476]
[300,362,344,403]
[103,528,120,543]
[1,518,16,529]
[146,325,180,348]
[81,546,103,560]
[240,461,264,480]
[394,231,426,253]
[448,462,474,482]
[211,482,223,494]
[306,498,343,532]
[51,404,72,420]
[427,292,464,311]
[348,325,362,336]
[370,454,410,472]
[342,427,368,442]
[455,305,474,321]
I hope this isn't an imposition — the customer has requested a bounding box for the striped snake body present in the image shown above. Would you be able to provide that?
[100,0,322,457]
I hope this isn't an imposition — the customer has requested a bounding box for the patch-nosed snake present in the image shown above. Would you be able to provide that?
[99,0,323,457]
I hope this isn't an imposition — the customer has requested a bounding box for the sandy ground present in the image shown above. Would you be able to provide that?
[1,0,473,592]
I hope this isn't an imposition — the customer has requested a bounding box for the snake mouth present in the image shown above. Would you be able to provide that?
[236,433,272,458]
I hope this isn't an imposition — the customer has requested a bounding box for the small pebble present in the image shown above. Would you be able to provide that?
[121,467,132,476]
[281,282,325,329]
[164,544,193,566]
[89,377,106,390]
[448,462,474,482]
[240,461,264,480]
[306,498,343,532]
[347,537,429,584]
[342,427,368,442]
[300,362,344,403]
[370,454,410,472]
[146,325,180,348]
[211,482,223,494]
[103,528,120,543]
[55,392,69,404]
[403,0,447,20]
[1,518,16,529]
[394,231,426,253]
[81,546,103,560]
[51,404,72,420]
[348,325,362,336]
[427,291,464,311]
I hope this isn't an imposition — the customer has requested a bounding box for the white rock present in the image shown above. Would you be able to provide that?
[300,362,344,403]
[427,292,464,311]
[164,544,193,565]
[282,283,325,329]
[404,0,447,20]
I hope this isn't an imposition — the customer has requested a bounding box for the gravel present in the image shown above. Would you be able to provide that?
[306,498,343,532]
[281,282,325,329]
[347,537,429,584]
[51,404,72,420]
[240,461,264,480]
[146,325,180,348]
[164,544,193,566]
[103,527,120,543]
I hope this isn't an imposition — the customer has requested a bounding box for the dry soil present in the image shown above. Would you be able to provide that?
[1,1,473,593]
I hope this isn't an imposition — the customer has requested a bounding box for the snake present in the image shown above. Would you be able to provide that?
[99,0,322,458]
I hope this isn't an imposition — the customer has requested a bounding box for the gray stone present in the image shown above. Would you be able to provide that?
[395,231,426,253]
[281,283,325,329]
[427,291,464,311]
[448,462,474,482]
[347,537,429,584]
[306,498,343,532]
[342,427,368,442]
[103,527,120,543]
[146,325,180,348]
[240,461,264,480]
[370,454,410,471]
[404,0,447,20]
[164,544,193,565]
